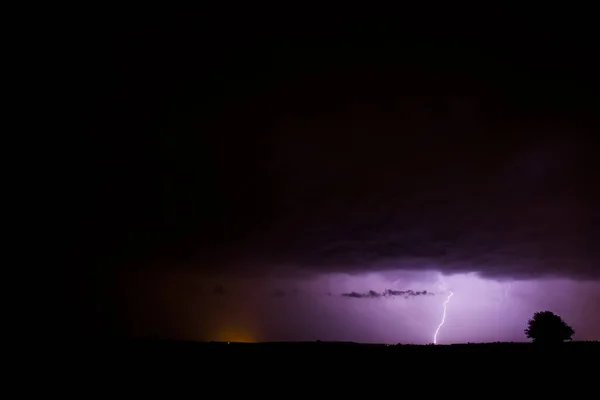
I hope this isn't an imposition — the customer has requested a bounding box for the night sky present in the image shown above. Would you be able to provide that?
[63,8,599,343]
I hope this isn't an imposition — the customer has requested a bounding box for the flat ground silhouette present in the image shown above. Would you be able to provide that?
[51,338,598,391]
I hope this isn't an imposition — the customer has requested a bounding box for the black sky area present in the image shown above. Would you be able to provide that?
[59,8,599,336]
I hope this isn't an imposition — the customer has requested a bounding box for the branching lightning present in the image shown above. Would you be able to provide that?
[433,291,453,345]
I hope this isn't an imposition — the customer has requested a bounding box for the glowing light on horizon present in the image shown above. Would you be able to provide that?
[433,291,453,344]
[215,327,257,343]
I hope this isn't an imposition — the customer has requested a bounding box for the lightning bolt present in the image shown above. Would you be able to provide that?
[433,291,453,345]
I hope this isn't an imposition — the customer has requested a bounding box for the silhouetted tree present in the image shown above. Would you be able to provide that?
[524,311,574,344]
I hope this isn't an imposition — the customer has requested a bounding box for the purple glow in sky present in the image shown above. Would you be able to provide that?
[118,268,600,344]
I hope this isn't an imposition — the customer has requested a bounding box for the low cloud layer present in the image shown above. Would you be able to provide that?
[207,285,434,299]
[94,55,600,282]
[342,289,434,299]
[205,131,600,281]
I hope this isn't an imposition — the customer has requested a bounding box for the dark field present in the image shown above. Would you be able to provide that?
[100,337,600,354]
[66,339,600,368]
[49,339,598,392]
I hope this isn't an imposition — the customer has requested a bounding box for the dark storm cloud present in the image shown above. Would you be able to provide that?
[120,34,599,282]
[209,123,600,281]
[342,289,434,299]
[213,284,226,295]
[271,288,286,298]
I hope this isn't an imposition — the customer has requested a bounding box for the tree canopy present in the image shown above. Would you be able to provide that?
[525,311,574,344]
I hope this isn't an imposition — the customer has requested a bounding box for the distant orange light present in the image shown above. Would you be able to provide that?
[216,327,256,343]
